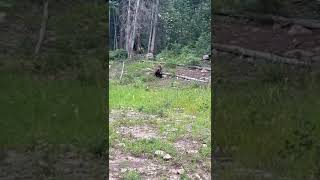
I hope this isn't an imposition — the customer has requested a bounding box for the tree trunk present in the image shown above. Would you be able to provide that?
[113,8,117,50]
[128,0,141,58]
[150,0,159,54]
[125,0,131,57]
[34,0,49,55]
[147,0,155,53]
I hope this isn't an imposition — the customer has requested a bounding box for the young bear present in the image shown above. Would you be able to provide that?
[154,65,163,78]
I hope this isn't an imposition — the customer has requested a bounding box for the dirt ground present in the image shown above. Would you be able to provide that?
[0,145,106,180]
[109,109,211,179]
[215,16,320,63]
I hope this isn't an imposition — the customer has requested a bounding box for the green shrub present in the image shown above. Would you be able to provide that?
[109,49,128,61]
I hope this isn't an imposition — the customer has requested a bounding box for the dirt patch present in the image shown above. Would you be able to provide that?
[109,152,165,178]
[176,67,211,81]
[174,139,202,154]
[0,148,106,180]
[116,125,160,140]
[109,109,157,122]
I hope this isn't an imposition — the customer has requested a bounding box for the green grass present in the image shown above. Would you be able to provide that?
[109,60,211,176]
[123,170,141,180]
[215,69,320,178]
[0,71,106,153]
[109,83,210,116]
[123,138,177,158]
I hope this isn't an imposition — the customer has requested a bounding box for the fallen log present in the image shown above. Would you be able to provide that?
[163,72,209,83]
[213,43,310,66]
[141,60,211,71]
[214,10,320,29]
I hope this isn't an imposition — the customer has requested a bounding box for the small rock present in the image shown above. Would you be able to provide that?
[146,53,154,59]
[163,154,172,160]
[193,173,202,179]
[155,150,165,157]
[187,150,198,154]
[177,168,185,174]
[202,54,210,61]
[120,168,128,173]
[288,24,312,35]
[202,144,208,148]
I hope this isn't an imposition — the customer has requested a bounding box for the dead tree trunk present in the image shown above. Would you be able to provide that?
[147,0,155,53]
[150,0,159,54]
[125,0,132,57]
[128,0,141,58]
[35,0,49,55]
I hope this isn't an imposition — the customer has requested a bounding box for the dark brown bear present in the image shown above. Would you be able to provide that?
[154,65,163,78]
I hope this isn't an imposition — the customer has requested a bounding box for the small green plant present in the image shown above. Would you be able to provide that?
[123,170,141,180]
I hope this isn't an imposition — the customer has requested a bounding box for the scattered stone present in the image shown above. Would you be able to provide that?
[193,173,202,179]
[170,167,185,175]
[155,150,165,157]
[202,144,208,148]
[163,154,172,160]
[202,54,210,61]
[146,53,154,59]
[120,168,128,173]
[187,150,199,154]
[288,24,312,35]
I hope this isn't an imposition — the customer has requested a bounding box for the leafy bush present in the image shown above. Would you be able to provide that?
[109,49,128,61]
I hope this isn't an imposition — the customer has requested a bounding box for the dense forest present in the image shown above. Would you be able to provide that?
[109,0,211,62]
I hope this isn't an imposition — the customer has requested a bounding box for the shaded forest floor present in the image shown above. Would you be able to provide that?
[215,15,320,64]
[214,15,320,179]
[109,60,211,179]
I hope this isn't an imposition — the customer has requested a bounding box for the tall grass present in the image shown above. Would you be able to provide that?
[215,77,320,178]
[0,71,106,153]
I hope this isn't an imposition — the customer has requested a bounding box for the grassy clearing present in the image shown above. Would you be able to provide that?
[0,71,106,154]
[215,57,320,179]
[109,60,211,178]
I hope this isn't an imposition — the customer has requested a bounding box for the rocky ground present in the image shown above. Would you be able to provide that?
[109,109,211,179]
[0,145,106,180]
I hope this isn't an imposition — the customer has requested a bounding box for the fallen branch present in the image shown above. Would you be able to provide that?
[163,72,209,83]
[214,10,320,29]
[119,61,125,80]
[34,0,49,55]
[141,60,211,71]
[213,43,309,66]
